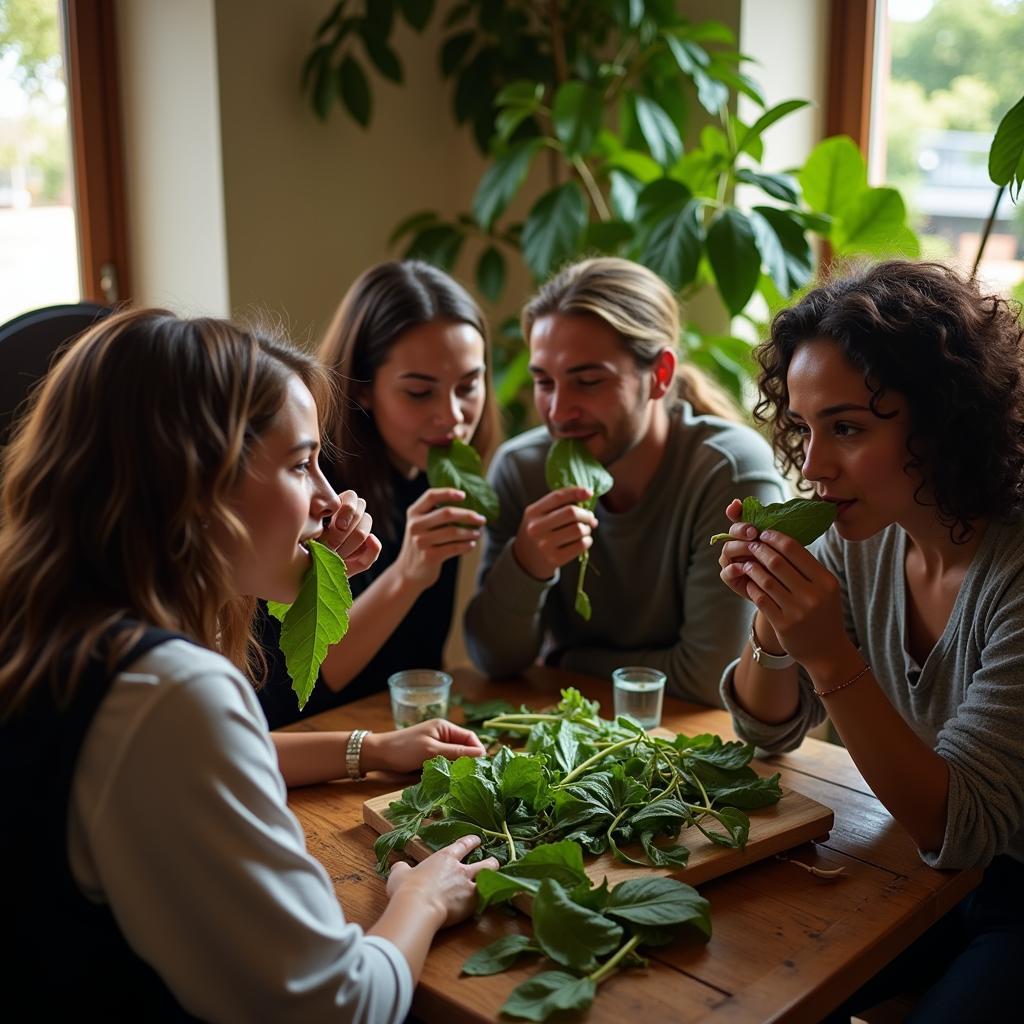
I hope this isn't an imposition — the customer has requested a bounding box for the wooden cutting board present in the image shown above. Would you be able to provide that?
[363,758,833,890]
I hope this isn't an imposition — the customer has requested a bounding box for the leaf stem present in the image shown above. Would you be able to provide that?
[501,819,518,862]
[555,736,637,787]
[572,155,611,221]
[589,934,643,985]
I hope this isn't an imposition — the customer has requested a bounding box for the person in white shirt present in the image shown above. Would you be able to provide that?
[0,307,497,1022]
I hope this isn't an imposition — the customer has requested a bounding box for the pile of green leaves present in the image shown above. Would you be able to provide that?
[427,437,501,521]
[373,688,782,875]
[709,495,837,547]
[267,539,353,709]
[544,440,613,620]
[462,843,710,1021]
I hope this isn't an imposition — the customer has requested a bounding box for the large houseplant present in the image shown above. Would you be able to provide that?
[303,1,919,414]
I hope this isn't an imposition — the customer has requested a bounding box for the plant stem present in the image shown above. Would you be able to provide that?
[555,736,636,787]
[972,184,1006,279]
[572,156,611,221]
[501,819,518,862]
[589,934,643,985]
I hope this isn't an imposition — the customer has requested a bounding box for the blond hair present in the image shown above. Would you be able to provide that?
[522,257,740,421]
[0,308,331,718]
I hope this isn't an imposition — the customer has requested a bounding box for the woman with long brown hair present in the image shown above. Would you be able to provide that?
[258,260,500,728]
[0,309,496,1020]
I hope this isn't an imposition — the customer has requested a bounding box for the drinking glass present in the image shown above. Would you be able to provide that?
[611,666,666,729]
[387,669,452,729]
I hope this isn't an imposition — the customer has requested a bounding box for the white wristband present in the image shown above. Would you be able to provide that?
[750,622,795,670]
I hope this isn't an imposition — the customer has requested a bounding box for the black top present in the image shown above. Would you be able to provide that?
[0,624,199,1020]
[257,469,459,729]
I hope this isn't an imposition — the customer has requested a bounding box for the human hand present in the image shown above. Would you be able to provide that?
[361,719,487,775]
[321,490,382,576]
[512,486,597,581]
[386,834,499,928]
[727,527,846,671]
[394,488,485,589]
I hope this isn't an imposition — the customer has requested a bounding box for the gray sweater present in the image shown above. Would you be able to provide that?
[465,404,787,705]
[721,518,1024,869]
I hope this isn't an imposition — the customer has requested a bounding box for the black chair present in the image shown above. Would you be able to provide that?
[0,302,111,446]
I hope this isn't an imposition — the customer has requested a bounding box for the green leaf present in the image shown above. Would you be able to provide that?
[495,79,545,108]
[404,223,464,270]
[607,877,711,936]
[475,868,542,911]
[734,168,799,205]
[532,879,623,972]
[476,245,505,303]
[398,0,434,31]
[633,95,683,166]
[338,55,371,126]
[798,135,866,217]
[735,99,810,155]
[500,971,597,1022]
[640,197,703,291]
[752,206,813,293]
[707,773,784,810]
[709,495,836,546]
[499,840,588,888]
[312,58,337,120]
[473,139,542,229]
[418,819,482,849]
[707,64,765,107]
[641,832,690,867]
[521,183,588,280]
[419,755,453,801]
[748,208,790,296]
[372,824,418,874]
[426,438,501,520]
[634,178,691,225]
[551,719,580,774]
[498,753,547,805]
[449,774,501,831]
[360,31,402,83]
[989,95,1024,200]
[706,208,761,316]
[544,438,613,498]
[552,81,604,157]
[461,935,541,976]
[705,806,750,848]
[832,187,913,256]
[266,541,352,709]
[362,0,394,38]
[440,30,474,76]
[583,219,635,253]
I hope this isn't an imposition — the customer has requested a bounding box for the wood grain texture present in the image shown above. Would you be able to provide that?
[285,666,981,1023]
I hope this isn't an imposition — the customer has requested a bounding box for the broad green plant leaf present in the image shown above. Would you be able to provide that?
[338,55,371,126]
[706,208,761,316]
[404,223,464,270]
[426,438,500,520]
[832,187,919,257]
[633,95,683,166]
[640,197,704,291]
[522,182,588,280]
[461,935,541,976]
[735,99,810,156]
[545,439,613,620]
[752,206,813,294]
[531,879,623,972]
[709,496,837,546]
[500,970,597,1022]
[475,868,542,911]
[552,81,604,157]
[606,876,711,936]
[476,245,505,302]
[267,540,352,709]
[735,168,799,205]
[397,0,434,32]
[989,95,1024,200]
[798,135,866,218]
[473,138,543,229]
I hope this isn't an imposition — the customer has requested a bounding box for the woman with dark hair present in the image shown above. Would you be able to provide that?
[717,260,1024,1019]
[0,309,497,1019]
[258,261,500,728]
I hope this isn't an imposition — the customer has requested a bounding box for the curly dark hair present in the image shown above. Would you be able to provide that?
[754,260,1024,541]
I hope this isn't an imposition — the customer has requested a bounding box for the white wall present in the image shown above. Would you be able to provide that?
[116,0,230,316]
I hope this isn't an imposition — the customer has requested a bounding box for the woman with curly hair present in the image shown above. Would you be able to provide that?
[716,260,1024,1019]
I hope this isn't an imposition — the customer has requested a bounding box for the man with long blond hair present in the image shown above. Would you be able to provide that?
[465,258,785,705]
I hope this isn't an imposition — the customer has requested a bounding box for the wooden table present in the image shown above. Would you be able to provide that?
[284,667,980,1024]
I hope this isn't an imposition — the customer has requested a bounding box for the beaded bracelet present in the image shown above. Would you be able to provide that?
[813,663,871,698]
[346,729,371,780]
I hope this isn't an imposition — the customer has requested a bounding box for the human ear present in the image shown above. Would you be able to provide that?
[651,348,677,400]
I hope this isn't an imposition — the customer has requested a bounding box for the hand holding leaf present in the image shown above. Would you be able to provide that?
[544,439,613,620]
[427,438,500,521]
[710,495,836,546]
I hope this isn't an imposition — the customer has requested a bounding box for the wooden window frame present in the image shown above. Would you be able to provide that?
[62,0,129,304]
[826,0,878,153]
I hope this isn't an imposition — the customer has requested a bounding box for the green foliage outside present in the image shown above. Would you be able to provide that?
[302,1,920,417]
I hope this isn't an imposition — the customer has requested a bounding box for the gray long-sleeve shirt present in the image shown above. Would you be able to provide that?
[721,518,1024,870]
[464,404,787,705]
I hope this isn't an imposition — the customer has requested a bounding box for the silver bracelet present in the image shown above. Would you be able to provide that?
[346,729,371,780]
[749,620,795,670]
